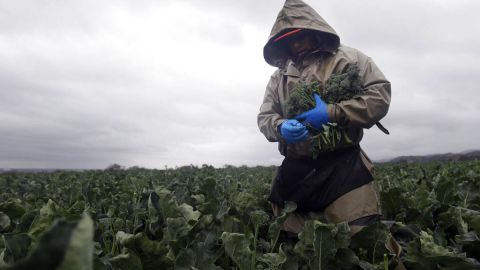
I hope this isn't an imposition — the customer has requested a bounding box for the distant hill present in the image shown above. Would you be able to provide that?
[384,150,480,164]
[2,150,480,173]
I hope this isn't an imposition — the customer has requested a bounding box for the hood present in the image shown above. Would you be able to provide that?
[263,0,340,67]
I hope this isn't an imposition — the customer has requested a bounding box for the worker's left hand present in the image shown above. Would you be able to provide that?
[295,93,330,130]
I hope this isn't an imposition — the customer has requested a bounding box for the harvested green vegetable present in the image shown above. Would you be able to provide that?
[285,64,364,155]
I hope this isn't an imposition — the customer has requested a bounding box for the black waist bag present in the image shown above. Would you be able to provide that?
[269,145,373,213]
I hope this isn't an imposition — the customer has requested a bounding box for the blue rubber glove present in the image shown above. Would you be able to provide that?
[280,119,309,144]
[295,93,330,130]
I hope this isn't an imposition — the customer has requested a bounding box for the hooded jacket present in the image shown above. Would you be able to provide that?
[258,0,391,159]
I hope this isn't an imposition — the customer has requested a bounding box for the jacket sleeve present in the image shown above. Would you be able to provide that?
[257,70,285,142]
[327,53,391,128]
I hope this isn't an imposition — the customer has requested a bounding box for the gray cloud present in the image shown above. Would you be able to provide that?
[1,0,479,168]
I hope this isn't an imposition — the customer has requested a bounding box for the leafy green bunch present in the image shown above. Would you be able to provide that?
[323,64,364,103]
[285,64,364,155]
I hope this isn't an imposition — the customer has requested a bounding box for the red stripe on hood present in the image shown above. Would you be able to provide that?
[273,29,302,42]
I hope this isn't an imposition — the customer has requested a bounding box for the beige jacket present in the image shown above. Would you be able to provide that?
[258,0,391,159]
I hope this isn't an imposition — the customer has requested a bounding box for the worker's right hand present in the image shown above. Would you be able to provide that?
[280,119,309,144]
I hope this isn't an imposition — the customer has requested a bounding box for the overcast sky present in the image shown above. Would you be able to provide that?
[1,0,479,169]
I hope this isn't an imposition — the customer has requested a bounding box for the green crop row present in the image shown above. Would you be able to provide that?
[0,161,479,269]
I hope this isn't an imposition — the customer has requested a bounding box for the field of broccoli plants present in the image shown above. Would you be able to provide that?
[1,160,480,270]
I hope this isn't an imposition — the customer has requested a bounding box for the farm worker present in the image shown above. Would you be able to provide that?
[258,0,391,237]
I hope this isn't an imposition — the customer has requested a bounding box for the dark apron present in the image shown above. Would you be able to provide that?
[269,145,373,213]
